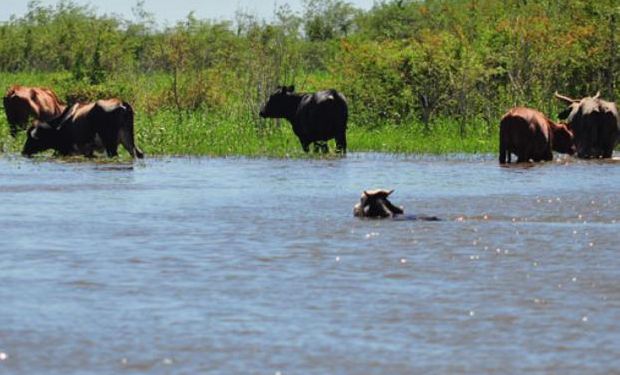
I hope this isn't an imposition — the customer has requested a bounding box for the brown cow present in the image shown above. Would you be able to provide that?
[554,92,619,158]
[499,107,575,164]
[3,85,66,137]
[22,98,144,159]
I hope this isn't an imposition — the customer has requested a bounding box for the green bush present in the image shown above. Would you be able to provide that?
[1,0,618,156]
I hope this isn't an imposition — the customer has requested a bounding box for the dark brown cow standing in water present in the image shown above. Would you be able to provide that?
[554,92,619,159]
[3,85,66,137]
[22,98,144,159]
[499,107,575,164]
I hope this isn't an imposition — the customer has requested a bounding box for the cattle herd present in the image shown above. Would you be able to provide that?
[2,84,619,163]
[500,92,620,163]
[3,85,143,159]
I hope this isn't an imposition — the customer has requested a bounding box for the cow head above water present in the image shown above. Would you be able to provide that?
[353,189,405,218]
[259,85,297,119]
[22,121,59,157]
[555,91,600,120]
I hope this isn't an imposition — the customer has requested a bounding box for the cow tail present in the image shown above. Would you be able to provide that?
[343,97,349,129]
[122,102,144,159]
[336,91,348,129]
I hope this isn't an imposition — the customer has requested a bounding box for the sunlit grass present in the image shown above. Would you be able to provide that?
[1,72,499,158]
[1,108,499,158]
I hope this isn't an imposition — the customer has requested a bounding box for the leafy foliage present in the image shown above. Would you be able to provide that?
[1,0,618,155]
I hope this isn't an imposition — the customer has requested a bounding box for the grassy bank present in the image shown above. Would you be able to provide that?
[0,114,498,158]
[0,72,498,158]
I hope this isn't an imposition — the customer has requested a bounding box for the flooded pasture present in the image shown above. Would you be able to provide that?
[0,153,619,374]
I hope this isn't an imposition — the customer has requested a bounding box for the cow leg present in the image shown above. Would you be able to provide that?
[499,143,507,164]
[98,129,120,158]
[80,143,95,158]
[518,144,534,163]
[9,122,21,138]
[105,144,119,158]
[517,150,529,163]
[335,132,347,154]
[601,139,614,158]
[300,140,310,153]
[313,142,322,153]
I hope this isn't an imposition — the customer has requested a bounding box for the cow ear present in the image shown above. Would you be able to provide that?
[30,127,39,140]
[363,190,370,197]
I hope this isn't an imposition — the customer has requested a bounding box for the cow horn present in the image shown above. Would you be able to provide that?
[554,91,576,104]
[592,91,601,100]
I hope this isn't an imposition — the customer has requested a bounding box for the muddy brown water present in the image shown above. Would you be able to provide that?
[0,153,619,374]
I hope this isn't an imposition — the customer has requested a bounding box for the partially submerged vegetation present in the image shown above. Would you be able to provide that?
[0,0,617,157]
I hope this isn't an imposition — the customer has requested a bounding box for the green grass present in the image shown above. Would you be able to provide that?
[1,71,498,158]
[135,112,497,157]
[121,109,498,157]
[1,107,499,158]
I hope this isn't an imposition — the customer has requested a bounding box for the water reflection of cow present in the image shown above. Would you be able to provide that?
[259,86,348,154]
[499,107,575,164]
[22,99,144,159]
[354,189,440,221]
[3,85,66,137]
[554,92,619,159]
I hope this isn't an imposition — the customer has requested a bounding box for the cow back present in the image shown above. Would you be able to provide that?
[3,85,65,125]
[294,90,348,141]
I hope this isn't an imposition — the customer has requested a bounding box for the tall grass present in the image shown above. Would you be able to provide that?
[1,1,617,158]
[1,109,498,158]
[0,71,497,158]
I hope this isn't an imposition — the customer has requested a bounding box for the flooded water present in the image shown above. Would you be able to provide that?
[1,153,619,374]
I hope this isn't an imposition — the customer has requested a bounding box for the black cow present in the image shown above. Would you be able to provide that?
[555,91,619,158]
[259,86,348,153]
[22,98,144,159]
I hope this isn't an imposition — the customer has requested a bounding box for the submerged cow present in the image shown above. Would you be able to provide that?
[554,92,619,158]
[259,85,348,153]
[3,85,66,137]
[499,107,575,164]
[22,98,144,159]
[353,189,439,221]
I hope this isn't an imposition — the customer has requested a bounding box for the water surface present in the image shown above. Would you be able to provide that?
[1,153,619,374]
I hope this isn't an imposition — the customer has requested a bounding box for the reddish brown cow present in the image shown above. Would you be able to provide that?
[499,107,575,164]
[3,85,66,137]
